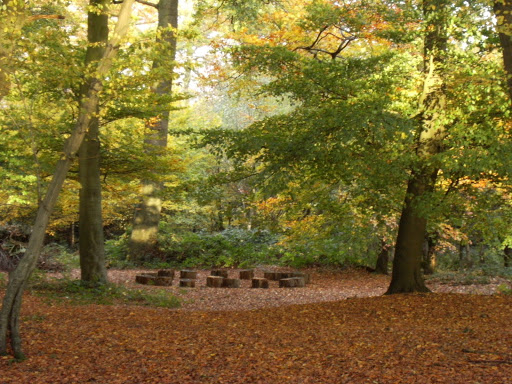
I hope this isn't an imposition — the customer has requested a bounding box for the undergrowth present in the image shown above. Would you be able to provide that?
[30,278,181,308]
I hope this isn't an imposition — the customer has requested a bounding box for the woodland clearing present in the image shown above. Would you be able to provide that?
[0,268,511,383]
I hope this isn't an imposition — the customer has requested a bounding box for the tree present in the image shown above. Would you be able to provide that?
[494,0,512,101]
[128,0,179,261]
[79,0,110,284]
[0,0,135,359]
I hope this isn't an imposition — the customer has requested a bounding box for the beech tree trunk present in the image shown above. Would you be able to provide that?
[79,0,109,285]
[0,0,135,359]
[387,0,447,294]
[494,0,512,101]
[374,240,389,275]
[129,0,178,261]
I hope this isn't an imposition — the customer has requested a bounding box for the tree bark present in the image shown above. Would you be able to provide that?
[129,0,178,261]
[386,0,447,294]
[0,0,135,359]
[375,240,389,275]
[79,0,110,285]
[422,233,437,275]
[494,0,512,101]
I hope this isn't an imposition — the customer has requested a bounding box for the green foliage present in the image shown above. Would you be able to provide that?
[31,278,180,308]
[159,227,279,268]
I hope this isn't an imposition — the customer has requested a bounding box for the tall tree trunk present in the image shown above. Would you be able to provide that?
[386,0,447,294]
[494,0,512,101]
[79,0,109,284]
[0,0,135,359]
[504,246,512,268]
[422,233,437,275]
[129,0,178,261]
[374,240,390,275]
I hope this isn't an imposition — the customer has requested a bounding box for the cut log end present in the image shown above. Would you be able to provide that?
[211,269,229,278]
[239,269,254,280]
[251,278,269,289]
[180,270,197,279]
[279,277,305,288]
[206,276,224,288]
[135,274,173,286]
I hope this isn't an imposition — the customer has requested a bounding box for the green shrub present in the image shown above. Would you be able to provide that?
[31,278,180,308]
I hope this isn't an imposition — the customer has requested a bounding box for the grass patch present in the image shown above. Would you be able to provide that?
[30,278,180,309]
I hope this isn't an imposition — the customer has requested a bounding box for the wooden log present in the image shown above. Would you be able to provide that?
[180,270,197,279]
[135,274,173,286]
[135,274,155,285]
[179,279,195,288]
[276,272,293,280]
[239,269,254,280]
[206,276,224,288]
[263,271,277,281]
[290,272,311,284]
[279,277,305,288]
[210,269,228,278]
[157,269,175,277]
[221,278,240,288]
[251,278,269,289]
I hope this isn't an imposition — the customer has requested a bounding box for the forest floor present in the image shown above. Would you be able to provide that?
[1,268,511,383]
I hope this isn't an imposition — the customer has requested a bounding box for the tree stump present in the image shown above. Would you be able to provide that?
[239,269,254,280]
[135,274,155,285]
[157,269,175,277]
[179,279,195,288]
[251,278,269,289]
[279,277,305,288]
[206,276,224,288]
[210,269,228,278]
[263,271,277,281]
[221,278,240,288]
[135,274,173,286]
[180,270,197,279]
[290,272,311,284]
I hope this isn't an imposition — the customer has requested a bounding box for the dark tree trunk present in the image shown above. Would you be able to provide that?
[422,234,437,275]
[0,0,135,358]
[79,0,109,284]
[375,240,389,275]
[505,246,512,268]
[129,0,178,261]
[494,0,512,101]
[386,0,447,294]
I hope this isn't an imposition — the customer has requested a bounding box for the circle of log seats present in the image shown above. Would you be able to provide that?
[210,269,228,278]
[279,277,306,288]
[221,278,240,288]
[290,272,311,284]
[179,279,196,288]
[239,269,254,280]
[206,275,225,288]
[157,269,175,277]
[251,277,269,289]
[180,270,197,279]
[135,274,173,286]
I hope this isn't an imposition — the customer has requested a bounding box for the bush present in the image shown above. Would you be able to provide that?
[159,228,280,268]
[31,278,180,308]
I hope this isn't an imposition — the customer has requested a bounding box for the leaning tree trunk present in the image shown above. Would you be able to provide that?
[386,0,448,294]
[129,0,178,262]
[79,0,109,284]
[0,0,135,359]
